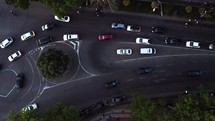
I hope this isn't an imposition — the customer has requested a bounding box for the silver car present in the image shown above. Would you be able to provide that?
[21,31,35,41]
[0,37,13,48]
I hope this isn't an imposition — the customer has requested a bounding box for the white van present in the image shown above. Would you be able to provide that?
[63,34,79,41]
[140,48,156,54]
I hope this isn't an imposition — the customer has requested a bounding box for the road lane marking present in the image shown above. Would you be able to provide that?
[115,54,215,64]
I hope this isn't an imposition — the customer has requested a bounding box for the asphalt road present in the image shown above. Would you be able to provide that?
[0,1,215,120]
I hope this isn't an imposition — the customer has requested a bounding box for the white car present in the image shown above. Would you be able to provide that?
[209,44,215,50]
[22,103,38,112]
[140,48,156,54]
[126,25,141,32]
[21,31,35,41]
[8,51,22,62]
[63,34,79,41]
[54,15,70,22]
[117,49,132,55]
[136,37,150,44]
[186,41,200,48]
[0,37,13,48]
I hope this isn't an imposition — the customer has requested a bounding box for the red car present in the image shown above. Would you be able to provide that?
[98,34,113,40]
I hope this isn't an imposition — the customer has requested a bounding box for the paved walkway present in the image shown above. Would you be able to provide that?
[87,105,132,121]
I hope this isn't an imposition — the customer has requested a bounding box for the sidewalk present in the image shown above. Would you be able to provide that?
[85,104,132,121]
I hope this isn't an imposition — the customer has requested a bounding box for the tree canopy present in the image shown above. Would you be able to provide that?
[39,0,84,17]
[130,87,215,121]
[174,87,215,121]
[36,49,70,80]
[7,103,78,121]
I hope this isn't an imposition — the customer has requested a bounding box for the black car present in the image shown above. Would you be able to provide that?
[0,64,2,70]
[165,38,181,45]
[16,73,24,88]
[137,67,153,75]
[79,106,92,117]
[91,100,107,111]
[152,27,165,34]
[105,80,119,89]
[111,95,127,104]
[36,36,53,46]
[96,6,103,17]
[187,70,204,77]
[41,23,55,31]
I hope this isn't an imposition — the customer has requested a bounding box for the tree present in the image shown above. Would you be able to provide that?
[185,5,192,13]
[130,94,158,121]
[7,103,78,121]
[7,110,38,121]
[40,103,78,121]
[122,0,130,7]
[174,87,215,121]
[5,0,29,10]
[151,1,159,9]
[36,49,70,80]
[39,0,84,17]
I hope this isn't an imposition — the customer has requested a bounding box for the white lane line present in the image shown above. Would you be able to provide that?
[139,77,145,80]
[20,56,35,99]
[115,54,215,64]
[154,70,166,73]
[127,78,134,81]
[0,86,16,97]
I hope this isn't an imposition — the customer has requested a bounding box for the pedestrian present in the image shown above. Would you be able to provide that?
[10,10,16,15]
[10,10,13,14]
[184,22,188,28]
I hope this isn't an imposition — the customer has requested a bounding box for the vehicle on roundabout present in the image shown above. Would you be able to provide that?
[186,41,201,48]
[0,37,13,48]
[41,23,55,31]
[54,15,70,22]
[98,34,113,40]
[22,103,38,112]
[136,37,150,44]
[21,31,35,41]
[16,73,24,88]
[117,48,132,55]
[8,51,22,62]
[36,36,53,46]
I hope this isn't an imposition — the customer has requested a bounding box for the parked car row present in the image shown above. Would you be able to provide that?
[135,36,214,50]
[79,95,127,117]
